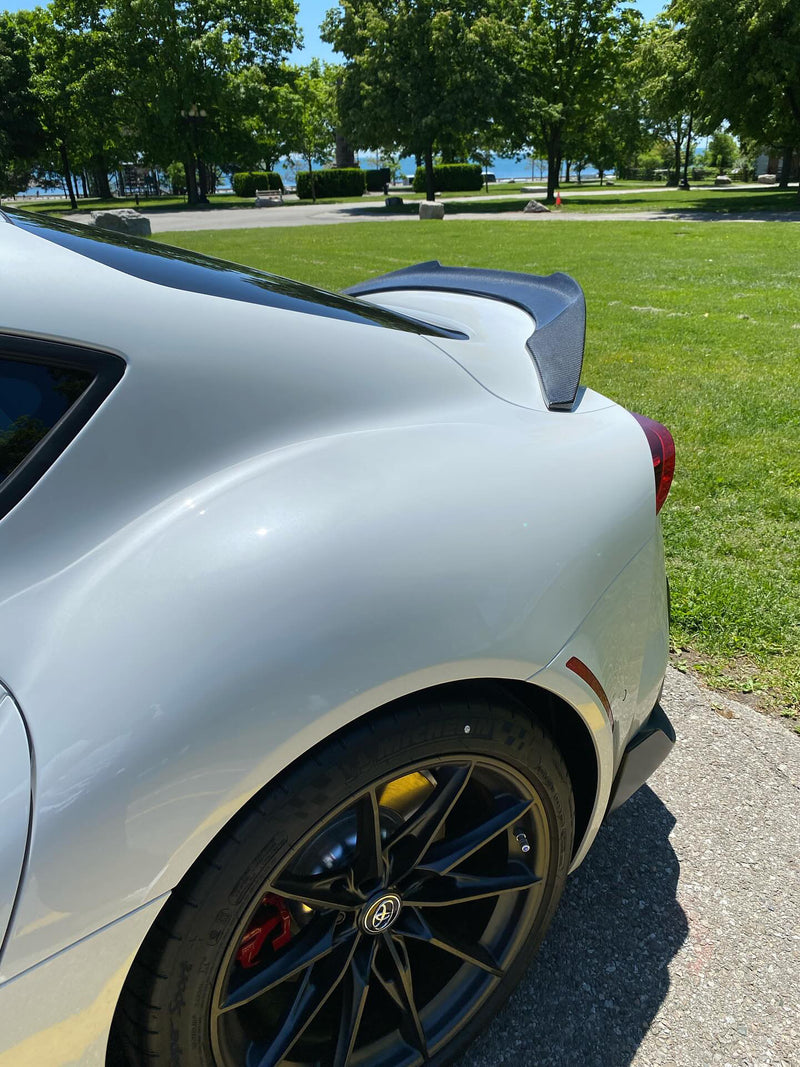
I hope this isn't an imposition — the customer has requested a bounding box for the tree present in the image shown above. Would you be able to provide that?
[673,0,800,195]
[280,61,338,203]
[322,0,514,201]
[707,130,737,174]
[510,1,640,202]
[20,0,130,208]
[582,19,648,183]
[635,17,703,188]
[0,13,44,196]
[109,0,299,203]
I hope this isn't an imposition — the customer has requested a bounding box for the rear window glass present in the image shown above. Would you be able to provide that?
[0,358,93,482]
[4,208,462,338]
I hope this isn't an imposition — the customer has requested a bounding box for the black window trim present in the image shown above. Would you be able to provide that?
[0,333,125,521]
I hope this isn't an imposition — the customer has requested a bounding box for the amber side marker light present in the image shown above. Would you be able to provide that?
[566,656,614,726]
[631,413,676,514]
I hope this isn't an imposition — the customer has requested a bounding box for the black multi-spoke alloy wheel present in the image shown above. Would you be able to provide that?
[114,692,574,1067]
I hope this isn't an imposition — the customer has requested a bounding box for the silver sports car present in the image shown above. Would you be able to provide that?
[0,207,675,1067]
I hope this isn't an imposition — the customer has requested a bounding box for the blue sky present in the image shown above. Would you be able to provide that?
[296,1,668,63]
[3,0,669,64]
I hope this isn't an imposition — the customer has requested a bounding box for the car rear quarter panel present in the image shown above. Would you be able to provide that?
[0,690,31,965]
[0,230,661,979]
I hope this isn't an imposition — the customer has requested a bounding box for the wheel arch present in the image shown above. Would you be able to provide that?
[107,672,595,1066]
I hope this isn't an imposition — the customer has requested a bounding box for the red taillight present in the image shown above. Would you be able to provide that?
[631,413,675,514]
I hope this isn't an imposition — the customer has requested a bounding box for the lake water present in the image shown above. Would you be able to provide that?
[8,157,606,199]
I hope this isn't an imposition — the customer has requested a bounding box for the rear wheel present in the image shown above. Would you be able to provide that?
[115,691,574,1067]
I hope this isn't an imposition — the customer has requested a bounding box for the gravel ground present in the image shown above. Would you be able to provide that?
[461,666,800,1067]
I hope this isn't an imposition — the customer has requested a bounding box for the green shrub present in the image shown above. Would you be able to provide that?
[365,167,391,192]
[295,168,366,199]
[412,163,483,194]
[232,171,284,198]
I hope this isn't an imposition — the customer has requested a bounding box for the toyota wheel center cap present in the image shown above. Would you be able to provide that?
[361,892,402,934]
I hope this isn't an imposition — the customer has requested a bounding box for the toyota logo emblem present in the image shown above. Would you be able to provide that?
[361,893,402,934]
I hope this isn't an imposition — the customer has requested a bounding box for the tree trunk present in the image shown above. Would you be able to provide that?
[334,131,356,169]
[59,142,78,210]
[184,157,199,204]
[307,154,316,203]
[682,114,693,188]
[779,145,792,188]
[545,128,561,202]
[424,143,435,202]
[197,157,209,202]
[565,160,571,183]
[97,169,111,198]
[671,122,682,184]
[598,166,605,186]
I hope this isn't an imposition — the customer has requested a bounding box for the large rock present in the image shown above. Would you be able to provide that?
[385,196,403,209]
[524,199,550,213]
[757,173,777,184]
[419,200,444,220]
[90,208,151,237]
[714,174,733,185]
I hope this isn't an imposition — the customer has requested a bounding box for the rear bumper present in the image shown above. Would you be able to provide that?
[606,701,675,814]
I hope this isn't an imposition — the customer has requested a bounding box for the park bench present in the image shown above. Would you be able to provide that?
[254,188,284,206]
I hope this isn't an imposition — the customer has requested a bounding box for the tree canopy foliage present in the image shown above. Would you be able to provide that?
[0,0,796,203]
[322,0,515,200]
[672,0,800,192]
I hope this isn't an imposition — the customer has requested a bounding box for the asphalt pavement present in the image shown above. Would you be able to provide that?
[55,184,799,234]
[461,666,800,1067]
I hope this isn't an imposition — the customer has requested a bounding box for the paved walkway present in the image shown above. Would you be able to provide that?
[462,667,800,1067]
[58,184,799,234]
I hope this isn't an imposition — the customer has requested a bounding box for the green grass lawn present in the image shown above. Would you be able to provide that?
[153,220,800,720]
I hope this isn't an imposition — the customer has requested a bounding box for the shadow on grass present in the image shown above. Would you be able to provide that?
[462,785,688,1067]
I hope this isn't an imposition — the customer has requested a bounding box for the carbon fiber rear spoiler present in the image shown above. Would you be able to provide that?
[346,261,586,411]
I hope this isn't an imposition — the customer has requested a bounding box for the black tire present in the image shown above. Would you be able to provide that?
[114,689,574,1067]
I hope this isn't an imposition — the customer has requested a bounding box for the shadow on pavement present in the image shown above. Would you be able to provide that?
[462,785,687,1067]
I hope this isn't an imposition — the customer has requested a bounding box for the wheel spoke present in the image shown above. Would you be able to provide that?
[410,794,534,878]
[220,913,351,1013]
[396,907,503,977]
[247,936,359,1067]
[373,934,429,1060]
[406,862,541,907]
[387,763,473,877]
[352,787,385,888]
[271,870,363,911]
[333,936,378,1067]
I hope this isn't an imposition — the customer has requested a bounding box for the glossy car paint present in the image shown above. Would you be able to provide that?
[0,896,166,1067]
[0,216,669,1060]
[0,687,31,955]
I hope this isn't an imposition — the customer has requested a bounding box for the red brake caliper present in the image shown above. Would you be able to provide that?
[236,893,292,969]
